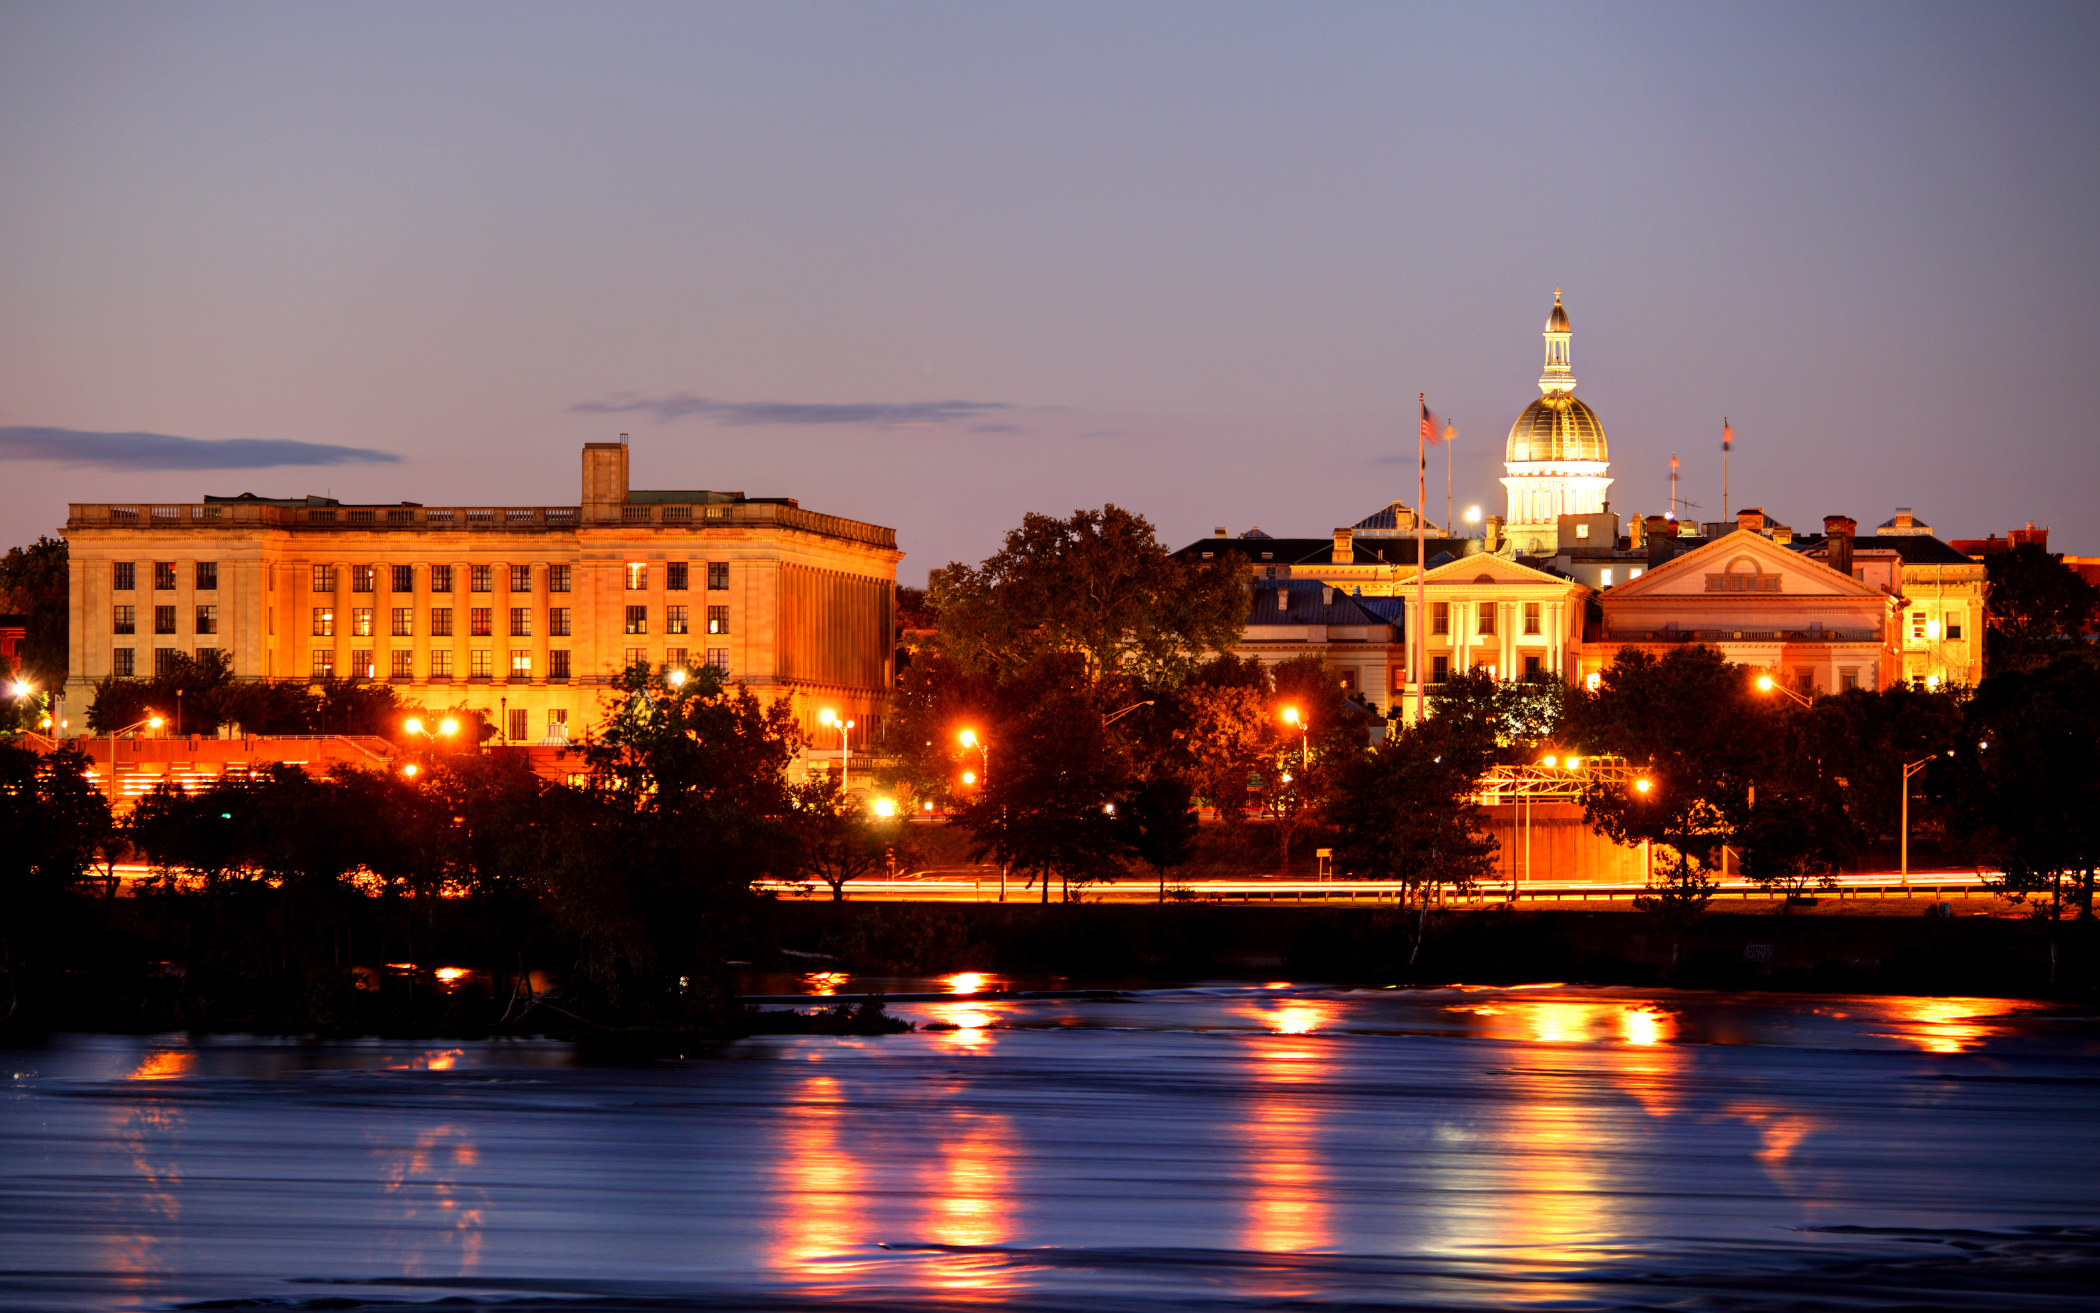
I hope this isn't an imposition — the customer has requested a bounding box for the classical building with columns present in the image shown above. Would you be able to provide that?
[1503,289,1613,556]
[62,441,901,746]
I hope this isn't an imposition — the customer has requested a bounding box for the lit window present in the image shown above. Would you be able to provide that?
[154,562,177,590]
[1629,568,1643,579]
[549,650,571,680]
[430,565,453,593]
[471,608,492,637]
[195,605,217,635]
[625,605,648,634]
[351,565,374,593]
[1575,523,1590,540]
[472,565,492,593]
[626,563,647,590]
[313,564,335,593]
[510,650,532,678]
[311,608,334,637]
[311,650,334,679]
[1600,568,1614,586]
[430,650,454,679]
[510,607,530,637]
[470,649,493,680]
[709,605,730,634]
[511,565,532,592]
[391,650,414,679]
[350,650,373,679]
[351,608,373,638]
[549,565,571,593]
[1523,602,1541,635]
[666,605,689,635]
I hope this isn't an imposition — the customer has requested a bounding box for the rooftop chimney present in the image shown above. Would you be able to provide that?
[1823,515,1857,578]
[1645,515,1680,571]
[1214,526,1228,538]
[1737,507,1767,535]
[582,440,630,522]
[1485,515,1503,554]
[1332,527,1355,563]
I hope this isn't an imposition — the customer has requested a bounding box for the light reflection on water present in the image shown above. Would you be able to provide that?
[5,989,2099,1313]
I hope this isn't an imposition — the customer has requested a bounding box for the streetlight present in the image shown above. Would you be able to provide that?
[1281,705,1308,768]
[438,717,460,737]
[1900,749,1956,889]
[103,712,164,801]
[959,727,1008,902]
[1755,672,1813,709]
[872,797,896,818]
[7,680,30,700]
[819,708,855,795]
[669,669,687,688]
[1464,505,1482,524]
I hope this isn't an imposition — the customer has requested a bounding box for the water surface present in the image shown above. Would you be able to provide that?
[4,985,2098,1310]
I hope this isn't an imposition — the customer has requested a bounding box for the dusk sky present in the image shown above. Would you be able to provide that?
[3,2,2095,583]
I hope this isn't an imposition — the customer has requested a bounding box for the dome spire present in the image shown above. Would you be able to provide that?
[1540,288,1575,393]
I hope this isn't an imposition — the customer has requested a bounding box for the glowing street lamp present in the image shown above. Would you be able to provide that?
[103,712,164,802]
[1900,749,1957,888]
[819,707,855,795]
[1463,505,1483,525]
[1756,672,1812,709]
[1281,705,1308,768]
[7,680,31,700]
[872,797,896,819]
[669,669,687,688]
[959,727,1009,901]
[438,717,460,737]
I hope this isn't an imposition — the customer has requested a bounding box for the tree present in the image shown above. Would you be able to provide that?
[1985,542,2099,673]
[0,743,113,1018]
[0,537,69,690]
[1942,653,2100,924]
[1120,774,1198,900]
[951,684,1129,902]
[788,776,913,901]
[1330,720,1498,963]
[928,506,1246,689]
[1735,790,1844,909]
[1179,680,1272,827]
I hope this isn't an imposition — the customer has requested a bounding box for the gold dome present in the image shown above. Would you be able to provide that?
[1545,287,1569,333]
[1506,391,1608,463]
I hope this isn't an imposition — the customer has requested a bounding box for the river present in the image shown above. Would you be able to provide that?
[4,983,2098,1310]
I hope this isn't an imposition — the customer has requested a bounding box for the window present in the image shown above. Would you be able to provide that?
[1911,610,1926,640]
[510,651,531,679]
[1337,668,1357,692]
[510,565,532,592]
[1524,655,1543,679]
[667,605,689,634]
[470,649,493,680]
[623,647,648,669]
[430,650,454,680]
[312,649,334,679]
[548,709,569,738]
[667,562,689,590]
[1431,655,1449,683]
[430,565,453,593]
[431,607,454,637]
[154,605,177,635]
[114,605,136,635]
[708,648,730,672]
[312,607,334,637]
[391,564,414,593]
[391,608,412,637]
[114,562,136,591]
[154,562,176,590]
[1629,568,1643,580]
[667,646,688,669]
[1523,602,1541,636]
[195,647,218,666]
[150,648,178,676]
[708,562,729,590]
[1946,614,1963,641]
[1574,523,1590,540]
[313,564,335,593]
[549,564,571,593]
[1477,602,1496,636]
[549,650,571,681]
[390,650,414,679]
[510,607,530,637]
[195,605,217,636]
[508,709,529,742]
[626,563,647,590]
[195,561,218,590]
[549,607,570,637]
[625,605,648,634]
[351,608,373,638]
[113,648,135,677]
[470,608,492,636]
[351,565,374,593]
[471,565,492,593]
[1431,602,1449,635]
[1840,668,1859,692]
[1600,568,1614,587]
[349,650,373,679]
[708,605,730,635]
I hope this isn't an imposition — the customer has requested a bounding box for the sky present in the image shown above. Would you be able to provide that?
[3,1,2096,584]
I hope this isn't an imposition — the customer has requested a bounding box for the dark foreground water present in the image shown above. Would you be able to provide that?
[5,985,2100,1312]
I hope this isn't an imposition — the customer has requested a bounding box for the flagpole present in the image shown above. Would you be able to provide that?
[1722,417,1732,521]
[1444,422,1453,531]
[1411,394,1427,731]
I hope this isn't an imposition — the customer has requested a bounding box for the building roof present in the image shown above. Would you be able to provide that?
[1506,391,1608,463]
[1175,536,1482,567]
[1791,532,1975,566]
[1243,580,1399,631]
[1348,501,1444,536]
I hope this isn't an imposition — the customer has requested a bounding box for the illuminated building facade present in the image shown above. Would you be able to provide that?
[63,441,901,745]
[1503,290,1613,556]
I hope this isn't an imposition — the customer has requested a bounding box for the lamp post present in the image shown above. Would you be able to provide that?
[1900,750,1955,889]
[820,707,855,795]
[959,727,1003,900]
[1755,672,1813,709]
[1280,705,1308,769]
[104,713,164,802]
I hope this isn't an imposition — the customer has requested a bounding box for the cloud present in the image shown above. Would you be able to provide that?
[967,423,1024,434]
[0,426,401,471]
[570,393,1011,429]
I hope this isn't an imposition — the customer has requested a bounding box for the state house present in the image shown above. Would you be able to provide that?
[63,441,901,745]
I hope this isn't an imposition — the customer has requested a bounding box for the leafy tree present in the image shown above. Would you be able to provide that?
[929,506,1246,689]
[0,536,69,689]
[787,776,913,901]
[1985,542,2099,672]
[1179,680,1272,827]
[1330,720,1497,962]
[1426,669,1567,771]
[951,683,1129,902]
[1120,774,1198,900]
[1942,653,2100,923]
[1735,790,1844,909]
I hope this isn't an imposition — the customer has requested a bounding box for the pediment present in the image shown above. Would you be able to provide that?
[1609,529,1887,599]
[1419,554,1576,588]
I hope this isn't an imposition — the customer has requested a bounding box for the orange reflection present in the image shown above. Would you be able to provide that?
[126,1049,195,1081]
[1237,998,1337,1035]
[773,1073,866,1290]
[1879,996,2025,1053]
[804,971,850,996]
[944,972,989,995]
[920,1000,1008,1050]
[915,1098,1016,1299]
[1723,1102,1821,1197]
[1609,1008,1687,1120]
[1241,1036,1329,1260]
[376,1124,486,1275]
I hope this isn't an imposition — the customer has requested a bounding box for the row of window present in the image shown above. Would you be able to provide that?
[1429,601,1546,637]
[1909,610,1965,642]
[305,648,731,680]
[113,605,218,636]
[113,562,217,591]
[111,648,222,678]
[1424,655,1550,682]
[298,605,730,638]
[110,561,740,594]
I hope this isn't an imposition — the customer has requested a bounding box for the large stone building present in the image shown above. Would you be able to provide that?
[62,441,901,746]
